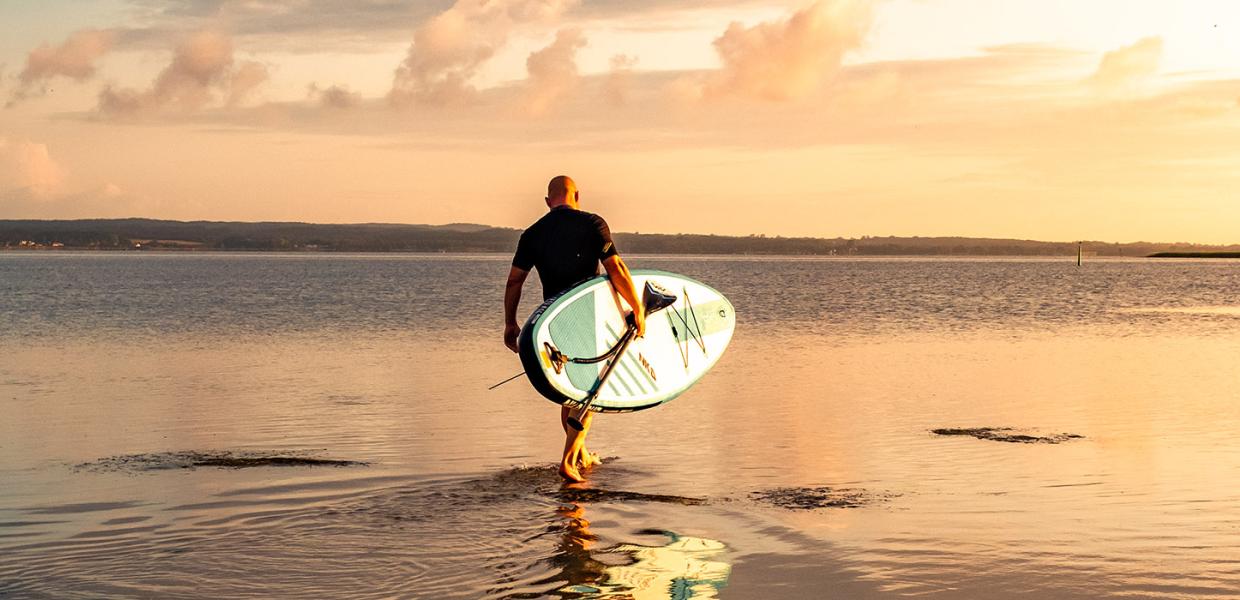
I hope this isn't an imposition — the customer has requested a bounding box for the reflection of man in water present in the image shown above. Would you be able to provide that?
[504,175,646,482]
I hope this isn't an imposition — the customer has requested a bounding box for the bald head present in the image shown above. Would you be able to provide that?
[546,175,579,209]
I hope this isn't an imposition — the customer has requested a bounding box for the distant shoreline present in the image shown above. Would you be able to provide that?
[3,218,1238,257]
[7,248,1240,261]
[1148,252,1240,258]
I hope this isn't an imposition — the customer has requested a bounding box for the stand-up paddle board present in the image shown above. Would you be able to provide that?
[518,270,735,414]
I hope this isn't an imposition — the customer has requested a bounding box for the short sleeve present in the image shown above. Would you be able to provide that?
[592,214,619,260]
[512,229,535,271]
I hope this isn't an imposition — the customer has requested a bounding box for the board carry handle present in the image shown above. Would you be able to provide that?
[566,282,678,431]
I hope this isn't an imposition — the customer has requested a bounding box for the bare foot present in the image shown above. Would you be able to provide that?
[558,461,585,483]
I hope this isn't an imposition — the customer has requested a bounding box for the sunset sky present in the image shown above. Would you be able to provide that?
[1,0,1237,243]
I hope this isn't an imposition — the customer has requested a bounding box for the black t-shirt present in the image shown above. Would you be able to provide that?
[512,206,618,299]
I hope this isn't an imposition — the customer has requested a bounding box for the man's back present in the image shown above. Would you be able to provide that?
[513,206,616,299]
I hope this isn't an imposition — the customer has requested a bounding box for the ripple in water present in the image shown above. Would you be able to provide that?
[0,465,737,599]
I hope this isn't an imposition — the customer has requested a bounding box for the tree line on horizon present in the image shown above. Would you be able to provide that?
[1,218,1237,257]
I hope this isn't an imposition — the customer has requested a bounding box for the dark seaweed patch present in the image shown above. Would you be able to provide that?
[931,427,1084,444]
[750,486,893,510]
[476,463,707,506]
[191,456,360,468]
[555,488,706,506]
[75,450,368,473]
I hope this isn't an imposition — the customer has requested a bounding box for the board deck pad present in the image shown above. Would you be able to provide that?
[518,270,736,412]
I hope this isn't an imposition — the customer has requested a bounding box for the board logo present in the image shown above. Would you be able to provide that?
[637,353,657,381]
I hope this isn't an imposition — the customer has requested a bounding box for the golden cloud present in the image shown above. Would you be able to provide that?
[0,137,66,196]
[97,31,268,115]
[523,28,587,116]
[1090,36,1162,92]
[8,29,115,106]
[701,0,873,101]
[388,0,579,107]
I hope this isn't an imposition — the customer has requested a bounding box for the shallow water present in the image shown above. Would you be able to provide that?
[2,253,1239,598]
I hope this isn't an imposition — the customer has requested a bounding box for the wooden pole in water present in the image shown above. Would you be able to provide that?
[1077,241,1082,267]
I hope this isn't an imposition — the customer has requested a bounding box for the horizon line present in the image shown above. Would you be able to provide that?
[2,216,1238,248]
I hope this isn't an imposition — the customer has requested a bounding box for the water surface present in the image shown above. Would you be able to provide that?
[2,253,1239,598]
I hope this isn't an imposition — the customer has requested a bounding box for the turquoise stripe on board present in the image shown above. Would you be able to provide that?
[595,327,639,399]
[616,357,648,395]
[609,363,635,396]
[548,293,598,393]
[623,354,655,391]
[599,331,637,396]
[603,322,657,391]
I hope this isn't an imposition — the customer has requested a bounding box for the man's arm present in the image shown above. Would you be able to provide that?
[602,255,645,337]
[504,266,529,352]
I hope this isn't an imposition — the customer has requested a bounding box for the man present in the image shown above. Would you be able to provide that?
[504,175,645,483]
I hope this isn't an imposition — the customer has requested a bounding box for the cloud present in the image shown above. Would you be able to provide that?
[119,0,783,46]
[101,182,126,198]
[388,0,578,107]
[1090,36,1162,91]
[121,0,445,48]
[227,60,269,106]
[97,30,268,115]
[523,28,587,116]
[307,83,363,109]
[105,40,1238,163]
[0,138,148,217]
[0,138,66,196]
[0,182,151,219]
[696,0,872,101]
[603,54,638,106]
[9,29,115,105]
[0,139,139,216]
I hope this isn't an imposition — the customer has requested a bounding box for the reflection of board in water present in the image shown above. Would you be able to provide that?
[607,533,731,599]
[555,508,732,600]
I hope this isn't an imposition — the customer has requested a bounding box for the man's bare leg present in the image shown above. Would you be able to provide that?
[559,406,601,470]
[558,406,590,468]
[559,406,595,482]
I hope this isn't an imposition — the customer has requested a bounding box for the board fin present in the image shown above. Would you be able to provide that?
[643,281,678,314]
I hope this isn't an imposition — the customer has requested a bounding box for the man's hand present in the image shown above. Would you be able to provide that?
[504,322,521,353]
[630,309,646,338]
[504,266,529,353]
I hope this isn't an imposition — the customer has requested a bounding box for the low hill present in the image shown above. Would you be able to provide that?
[2,218,1238,256]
